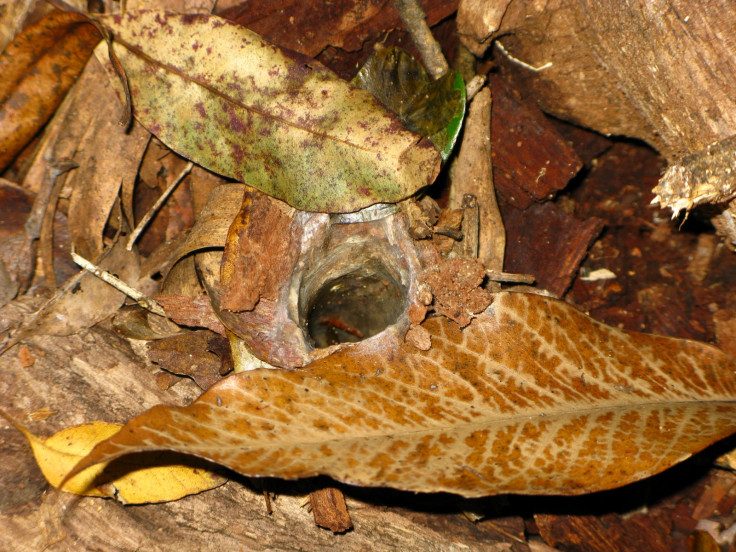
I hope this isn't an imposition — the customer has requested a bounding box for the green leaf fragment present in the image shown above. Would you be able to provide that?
[352,47,465,161]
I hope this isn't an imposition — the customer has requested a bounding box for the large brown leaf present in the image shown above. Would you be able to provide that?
[0,10,99,171]
[68,292,736,497]
[93,10,441,213]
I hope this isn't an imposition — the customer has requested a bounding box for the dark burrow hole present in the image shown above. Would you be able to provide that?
[305,267,405,348]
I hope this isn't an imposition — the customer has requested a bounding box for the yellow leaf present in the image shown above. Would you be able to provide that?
[1,412,225,503]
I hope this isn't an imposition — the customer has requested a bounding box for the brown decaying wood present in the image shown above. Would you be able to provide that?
[459,0,736,161]
[219,187,298,313]
[450,87,506,271]
[504,202,604,297]
[535,512,675,552]
[488,74,582,209]
[219,0,458,58]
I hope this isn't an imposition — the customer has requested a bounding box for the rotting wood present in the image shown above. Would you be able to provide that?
[450,87,506,274]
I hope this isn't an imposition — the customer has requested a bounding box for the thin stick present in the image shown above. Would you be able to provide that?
[465,74,486,102]
[495,41,552,72]
[71,248,166,316]
[126,161,193,251]
[486,270,535,285]
[392,0,449,79]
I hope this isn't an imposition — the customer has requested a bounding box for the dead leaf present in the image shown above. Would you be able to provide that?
[65,84,150,261]
[36,237,140,336]
[65,292,736,497]
[1,413,225,503]
[147,330,225,389]
[93,10,441,213]
[0,10,100,171]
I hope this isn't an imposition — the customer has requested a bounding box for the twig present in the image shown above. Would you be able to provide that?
[127,161,193,251]
[71,248,166,316]
[449,88,506,276]
[392,0,449,79]
[24,161,78,239]
[486,270,535,284]
[461,194,479,258]
[465,74,487,101]
[262,490,273,515]
[495,40,552,72]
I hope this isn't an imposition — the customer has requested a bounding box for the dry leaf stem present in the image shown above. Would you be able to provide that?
[37,160,78,289]
[127,161,193,251]
[392,0,449,79]
[71,248,166,316]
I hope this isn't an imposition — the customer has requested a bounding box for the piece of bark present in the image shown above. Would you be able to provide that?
[220,187,298,312]
[450,87,506,270]
[503,202,604,297]
[550,119,613,168]
[460,0,736,162]
[155,294,226,335]
[310,487,354,533]
[218,0,457,58]
[489,74,582,209]
[535,512,677,552]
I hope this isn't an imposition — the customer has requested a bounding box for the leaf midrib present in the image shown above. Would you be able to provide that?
[109,33,398,155]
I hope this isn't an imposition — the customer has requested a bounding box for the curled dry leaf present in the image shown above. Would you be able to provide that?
[1,413,225,503]
[66,292,736,497]
[93,10,441,213]
[147,330,226,390]
[0,10,99,171]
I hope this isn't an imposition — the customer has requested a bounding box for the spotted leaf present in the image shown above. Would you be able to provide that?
[66,292,736,497]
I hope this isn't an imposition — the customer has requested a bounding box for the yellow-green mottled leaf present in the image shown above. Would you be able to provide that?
[93,11,441,213]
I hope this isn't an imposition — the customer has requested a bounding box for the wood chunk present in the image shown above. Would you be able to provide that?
[310,487,353,533]
[489,74,582,209]
[536,512,676,552]
[156,294,227,336]
[421,257,492,327]
[550,118,613,167]
[503,202,604,296]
